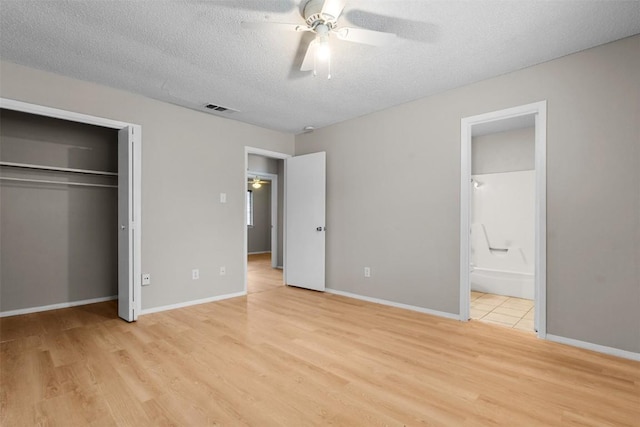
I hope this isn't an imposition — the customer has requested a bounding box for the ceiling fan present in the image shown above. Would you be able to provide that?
[248,176,270,189]
[242,0,397,79]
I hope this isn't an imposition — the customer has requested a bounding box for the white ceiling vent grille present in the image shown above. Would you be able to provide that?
[205,103,239,113]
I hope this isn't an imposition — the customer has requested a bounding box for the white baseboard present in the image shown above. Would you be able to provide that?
[140,291,246,315]
[324,290,639,361]
[248,251,271,255]
[325,288,459,320]
[0,295,117,318]
[276,266,283,270]
[546,334,640,362]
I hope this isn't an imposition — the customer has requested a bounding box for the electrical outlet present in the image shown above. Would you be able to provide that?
[219,266,226,276]
[142,273,151,286]
[219,193,227,203]
[364,267,371,278]
[192,269,199,280]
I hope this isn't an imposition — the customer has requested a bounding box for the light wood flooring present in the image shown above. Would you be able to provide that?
[2,281,639,425]
[247,253,283,295]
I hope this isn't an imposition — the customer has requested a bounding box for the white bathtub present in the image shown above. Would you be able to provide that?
[470,267,534,300]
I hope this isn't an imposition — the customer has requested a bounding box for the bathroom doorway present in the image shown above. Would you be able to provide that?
[460,101,547,338]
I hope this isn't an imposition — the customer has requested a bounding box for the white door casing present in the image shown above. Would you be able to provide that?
[460,101,547,338]
[285,152,326,291]
[247,170,278,268]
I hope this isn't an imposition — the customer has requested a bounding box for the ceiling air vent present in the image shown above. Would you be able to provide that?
[204,103,238,113]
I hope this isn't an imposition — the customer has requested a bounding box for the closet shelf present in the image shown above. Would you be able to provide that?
[0,161,117,176]
[0,176,117,189]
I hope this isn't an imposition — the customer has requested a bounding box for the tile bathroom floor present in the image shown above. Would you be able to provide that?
[471,291,535,331]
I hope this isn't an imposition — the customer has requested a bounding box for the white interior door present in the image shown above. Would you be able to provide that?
[118,126,137,321]
[285,152,326,291]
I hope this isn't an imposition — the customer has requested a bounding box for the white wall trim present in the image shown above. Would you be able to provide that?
[460,100,547,339]
[1,97,143,322]
[245,147,292,160]
[546,334,640,362]
[248,251,271,255]
[244,147,292,294]
[140,291,246,315]
[0,296,117,318]
[533,101,547,338]
[0,98,130,129]
[325,288,460,320]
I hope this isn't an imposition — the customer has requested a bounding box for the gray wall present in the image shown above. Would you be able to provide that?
[472,127,534,174]
[248,154,278,174]
[0,60,294,311]
[296,35,640,353]
[247,183,271,253]
[1,109,118,311]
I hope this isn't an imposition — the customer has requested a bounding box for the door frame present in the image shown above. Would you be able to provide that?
[247,170,278,268]
[244,147,291,293]
[459,100,547,338]
[0,97,142,320]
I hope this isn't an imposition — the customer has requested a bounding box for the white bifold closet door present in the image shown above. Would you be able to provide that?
[118,126,139,322]
[285,152,326,291]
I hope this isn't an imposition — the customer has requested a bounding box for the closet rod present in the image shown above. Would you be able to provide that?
[0,161,118,176]
[0,176,117,189]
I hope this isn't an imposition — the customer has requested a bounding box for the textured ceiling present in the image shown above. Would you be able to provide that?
[1,1,639,134]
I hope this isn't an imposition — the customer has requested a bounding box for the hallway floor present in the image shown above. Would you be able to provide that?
[471,291,534,331]
[247,253,283,295]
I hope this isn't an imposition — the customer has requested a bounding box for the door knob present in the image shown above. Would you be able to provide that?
[316,226,325,231]
[121,224,126,230]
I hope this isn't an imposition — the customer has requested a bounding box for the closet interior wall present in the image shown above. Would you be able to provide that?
[0,109,119,313]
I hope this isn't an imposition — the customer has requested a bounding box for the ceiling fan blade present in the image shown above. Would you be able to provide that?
[335,27,397,46]
[300,39,318,71]
[345,10,439,43]
[321,0,346,20]
[241,22,310,32]
[204,1,296,13]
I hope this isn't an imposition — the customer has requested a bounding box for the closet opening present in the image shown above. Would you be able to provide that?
[0,99,141,322]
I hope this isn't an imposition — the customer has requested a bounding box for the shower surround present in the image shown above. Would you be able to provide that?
[471,170,535,299]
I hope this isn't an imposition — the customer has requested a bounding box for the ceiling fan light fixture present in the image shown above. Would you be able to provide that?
[316,35,330,61]
[313,25,332,79]
[243,0,396,80]
[250,177,263,189]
